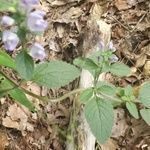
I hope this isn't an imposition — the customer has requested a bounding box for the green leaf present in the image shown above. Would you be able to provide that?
[0,51,16,69]
[80,88,93,104]
[110,63,130,77]
[15,51,34,80]
[17,26,28,42]
[32,61,80,88]
[84,97,114,143]
[124,85,133,96]
[139,82,150,108]
[74,58,99,71]
[126,102,139,119]
[0,74,35,111]
[8,88,35,112]
[0,0,17,12]
[140,109,150,125]
[97,83,116,96]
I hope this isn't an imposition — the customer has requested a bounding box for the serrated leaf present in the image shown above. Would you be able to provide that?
[0,51,16,69]
[74,57,99,71]
[126,102,139,119]
[139,82,150,108]
[110,63,130,77]
[140,109,150,125]
[32,61,80,88]
[0,74,35,111]
[80,88,93,104]
[97,84,116,96]
[84,97,114,144]
[15,51,34,80]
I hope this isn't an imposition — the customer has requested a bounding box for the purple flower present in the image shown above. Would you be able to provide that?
[27,10,48,32]
[97,40,116,52]
[110,55,118,62]
[2,31,19,51]
[29,43,46,60]
[20,0,39,11]
[1,16,15,27]
[107,41,116,52]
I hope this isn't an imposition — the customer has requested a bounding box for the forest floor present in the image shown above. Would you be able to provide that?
[0,0,150,150]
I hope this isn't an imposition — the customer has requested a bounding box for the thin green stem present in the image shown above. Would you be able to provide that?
[0,71,83,102]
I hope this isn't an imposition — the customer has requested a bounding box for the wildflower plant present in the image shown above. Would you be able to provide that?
[0,0,150,145]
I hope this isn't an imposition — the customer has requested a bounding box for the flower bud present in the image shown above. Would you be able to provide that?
[1,16,15,27]
[27,10,48,32]
[2,30,19,51]
[29,43,46,60]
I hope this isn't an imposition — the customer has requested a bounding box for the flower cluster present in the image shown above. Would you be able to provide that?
[97,40,118,62]
[0,0,48,60]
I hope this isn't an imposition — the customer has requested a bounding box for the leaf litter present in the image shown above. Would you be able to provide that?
[0,0,150,149]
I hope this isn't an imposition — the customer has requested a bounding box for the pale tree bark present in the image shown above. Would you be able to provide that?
[66,2,113,150]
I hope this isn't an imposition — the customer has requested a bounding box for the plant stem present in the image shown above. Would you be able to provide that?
[0,71,84,102]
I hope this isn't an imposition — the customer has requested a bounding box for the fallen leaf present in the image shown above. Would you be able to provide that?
[144,61,150,76]
[135,54,147,67]
[115,0,129,10]
[2,117,20,130]
[0,131,8,150]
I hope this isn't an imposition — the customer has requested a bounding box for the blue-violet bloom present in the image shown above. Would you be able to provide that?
[20,0,39,11]
[29,43,46,60]
[1,16,15,27]
[2,30,19,51]
[27,10,48,32]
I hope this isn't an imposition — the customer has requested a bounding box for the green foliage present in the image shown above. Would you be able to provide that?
[9,88,35,112]
[110,63,131,77]
[84,97,114,143]
[74,58,99,70]
[126,102,139,119]
[80,88,94,104]
[0,50,16,69]
[139,82,150,108]
[0,0,17,12]
[140,109,150,125]
[17,26,28,42]
[117,86,135,102]
[15,51,34,80]
[0,74,35,111]
[32,61,80,88]
[97,82,116,96]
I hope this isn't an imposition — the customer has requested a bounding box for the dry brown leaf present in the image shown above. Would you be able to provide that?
[100,139,119,150]
[56,7,83,23]
[142,44,150,56]
[0,131,8,150]
[2,117,20,130]
[127,0,137,6]
[143,61,150,76]
[48,0,82,6]
[135,54,147,67]
[115,0,129,10]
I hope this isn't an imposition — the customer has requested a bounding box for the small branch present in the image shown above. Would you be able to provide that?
[50,88,84,103]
